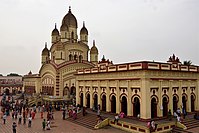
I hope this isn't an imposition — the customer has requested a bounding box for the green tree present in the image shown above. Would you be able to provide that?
[7,73,21,76]
[183,60,192,66]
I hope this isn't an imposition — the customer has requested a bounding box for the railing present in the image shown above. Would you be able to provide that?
[94,118,109,129]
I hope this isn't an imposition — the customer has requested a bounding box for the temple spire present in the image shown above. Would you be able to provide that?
[69,6,71,13]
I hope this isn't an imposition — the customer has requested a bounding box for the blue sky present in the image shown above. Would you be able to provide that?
[0,0,198,75]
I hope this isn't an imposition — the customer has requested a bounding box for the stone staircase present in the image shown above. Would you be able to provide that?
[172,127,192,133]
[172,115,199,133]
[182,117,199,129]
[66,112,106,130]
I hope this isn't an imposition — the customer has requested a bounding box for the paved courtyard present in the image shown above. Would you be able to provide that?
[0,110,128,133]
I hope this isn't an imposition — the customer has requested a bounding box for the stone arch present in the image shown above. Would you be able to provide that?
[132,95,141,117]
[151,95,158,118]
[79,92,83,107]
[101,93,106,112]
[162,95,169,117]
[191,93,196,112]
[120,94,128,115]
[85,92,90,108]
[4,87,10,95]
[93,93,98,110]
[110,93,116,113]
[182,93,188,112]
[69,54,73,61]
[74,54,77,60]
[79,55,83,62]
[173,94,179,112]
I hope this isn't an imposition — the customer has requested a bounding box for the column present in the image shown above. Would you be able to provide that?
[116,80,120,114]
[106,80,111,112]
[168,80,173,114]
[157,80,162,117]
[178,80,182,109]
[97,81,101,108]
[83,82,87,107]
[127,80,132,116]
[90,83,93,109]
[140,78,151,119]
[196,80,199,110]
[76,81,80,106]
[187,81,191,112]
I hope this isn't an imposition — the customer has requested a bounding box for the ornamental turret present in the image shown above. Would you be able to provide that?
[90,40,98,64]
[41,42,50,64]
[80,21,88,44]
[51,24,60,43]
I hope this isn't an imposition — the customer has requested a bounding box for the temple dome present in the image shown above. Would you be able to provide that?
[62,7,78,28]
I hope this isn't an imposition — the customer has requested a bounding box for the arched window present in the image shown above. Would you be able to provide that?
[65,32,67,38]
[69,54,73,61]
[79,55,83,62]
[74,54,77,60]
[71,31,74,39]
[61,52,62,59]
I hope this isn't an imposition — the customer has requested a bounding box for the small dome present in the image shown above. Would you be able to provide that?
[80,22,88,35]
[60,23,68,31]
[62,7,78,28]
[42,43,50,56]
[90,40,98,54]
[51,24,59,36]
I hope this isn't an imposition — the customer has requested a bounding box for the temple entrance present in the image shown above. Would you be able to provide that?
[93,94,98,110]
[111,95,116,113]
[80,93,83,107]
[173,96,178,112]
[182,95,187,111]
[133,97,140,117]
[86,93,90,108]
[162,97,168,117]
[102,95,106,111]
[5,88,10,95]
[121,96,127,115]
[191,95,195,112]
[151,98,157,118]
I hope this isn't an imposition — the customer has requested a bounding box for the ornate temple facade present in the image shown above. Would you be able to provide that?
[76,55,199,120]
[23,7,99,98]
[23,7,199,120]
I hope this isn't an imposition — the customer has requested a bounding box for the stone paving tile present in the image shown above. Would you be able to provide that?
[0,111,128,133]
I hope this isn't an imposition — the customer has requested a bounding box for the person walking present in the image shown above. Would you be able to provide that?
[63,110,66,120]
[18,113,22,124]
[46,120,51,130]
[23,116,26,125]
[12,122,17,133]
[3,113,6,124]
[42,119,46,130]
[28,116,32,127]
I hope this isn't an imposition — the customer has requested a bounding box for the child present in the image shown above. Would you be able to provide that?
[42,119,46,130]
[12,122,17,133]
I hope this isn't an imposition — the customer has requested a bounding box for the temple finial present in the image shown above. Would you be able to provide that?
[93,40,95,46]
[45,42,47,48]
[69,6,71,12]
[55,23,57,29]
[83,21,85,27]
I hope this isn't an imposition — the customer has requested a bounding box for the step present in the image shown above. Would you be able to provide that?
[66,113,106,130]
[172,127,192,133]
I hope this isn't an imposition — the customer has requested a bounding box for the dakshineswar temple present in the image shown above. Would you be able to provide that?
[23,7,199,120]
